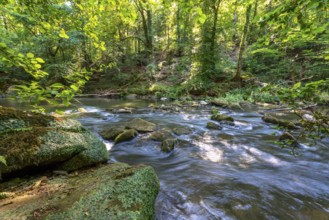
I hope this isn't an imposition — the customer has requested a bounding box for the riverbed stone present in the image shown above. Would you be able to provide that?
[206,122,222,130]
[126,118,156,132]
[161,139,177,153]
[100,126,126,140]
[149,129,174,142]
[114,129,138,144]
[0,163,160,220]
[262,114,299,129]
[0,106,109,177]
[211,113,234,122]
[173,126,192,135]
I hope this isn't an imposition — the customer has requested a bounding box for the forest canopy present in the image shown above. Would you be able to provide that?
[0,0,328,108]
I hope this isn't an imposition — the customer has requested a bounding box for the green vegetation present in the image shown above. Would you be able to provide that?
[0,0,328,146]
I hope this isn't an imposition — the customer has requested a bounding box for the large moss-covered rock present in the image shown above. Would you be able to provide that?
[0,106,109,176]
[126,118,156,132]
[0,163,160,220]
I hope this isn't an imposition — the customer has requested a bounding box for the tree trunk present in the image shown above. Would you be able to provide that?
[233,4,252,82]
[176,8,182,56]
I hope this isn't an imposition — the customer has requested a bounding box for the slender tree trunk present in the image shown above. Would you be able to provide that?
[146,9,153,53]
[176,8,182,56]
[134,0,152,57]
[210,1,220,59]
[232,0,238,43]
[290,62,295,83]
[233,4,252,82]
[248,0,258,44]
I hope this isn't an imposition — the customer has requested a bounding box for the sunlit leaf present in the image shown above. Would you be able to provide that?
[27,53,34,58]
[59,29,69,39]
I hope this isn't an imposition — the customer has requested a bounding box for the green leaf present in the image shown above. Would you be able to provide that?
[292,82,301,90]
[35,58,45,63]
[27,53,34,58]
[34,64,42,69]
[0,156,7,166]
[70,84,79,92]
[59,29,69,39]
[50,83,64,89]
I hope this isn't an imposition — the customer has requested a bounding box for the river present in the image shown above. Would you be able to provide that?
[1,98,329,220]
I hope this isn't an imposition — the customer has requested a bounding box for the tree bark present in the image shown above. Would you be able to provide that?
[233,4,252,82]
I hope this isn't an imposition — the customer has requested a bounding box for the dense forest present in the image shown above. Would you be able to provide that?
[0,0,328,105]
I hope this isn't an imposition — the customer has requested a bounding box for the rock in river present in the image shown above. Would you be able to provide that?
[149,129,174,142]
[100,126,126,141]
[114,129,138,144]
[206,122,222,130]
[0,106,109,177]
[126,118,156,132]
[161,139,177,153]
[211,113,234,122]
[0,163,160,220]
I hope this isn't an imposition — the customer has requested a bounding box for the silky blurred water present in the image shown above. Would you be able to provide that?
[1,98,328,220]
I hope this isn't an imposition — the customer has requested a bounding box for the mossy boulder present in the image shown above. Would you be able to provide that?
[99,126,126,141]
[172,126,192,136]
[149,129,174,142]
[262,114,299,129]
[114,129,138,144]
[0,163,160,220]
[126,118,156,132]
[211,113,234,122]
[0,106,109,177]
[161,139,177,153]
[206,122,222,130]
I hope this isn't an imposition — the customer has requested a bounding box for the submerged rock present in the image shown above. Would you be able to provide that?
[0,163,159,220]
[161,139,177,153]
[114,129,138,144]
[173,126,192,136]
[211,113,234,122]
[279,132,299,147]
[149,129,174,142]
[206,122,222,130]
[126,118,156,132]
[0,106,109,177]
[262,114,299,129]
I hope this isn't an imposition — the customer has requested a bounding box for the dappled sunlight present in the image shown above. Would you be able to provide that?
[192,134,223,163]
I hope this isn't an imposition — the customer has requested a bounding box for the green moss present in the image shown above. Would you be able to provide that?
[211,113,234,122]
[206,122,222,130]
[161,139,176,153]
[115,129,138,144]
[99,126,126,141]
[46,164,159,220]
[149,129,174,142]
[0,163,159,220]
[0,106,109,175]
[262,114,299,129]
[0,128,49,173]
[126,118,156,132]
[0,106,54,129]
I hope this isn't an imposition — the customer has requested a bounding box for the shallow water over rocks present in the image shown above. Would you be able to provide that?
[1,98,329,220]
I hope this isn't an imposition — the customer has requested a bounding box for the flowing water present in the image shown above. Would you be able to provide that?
[1,98,329,220]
